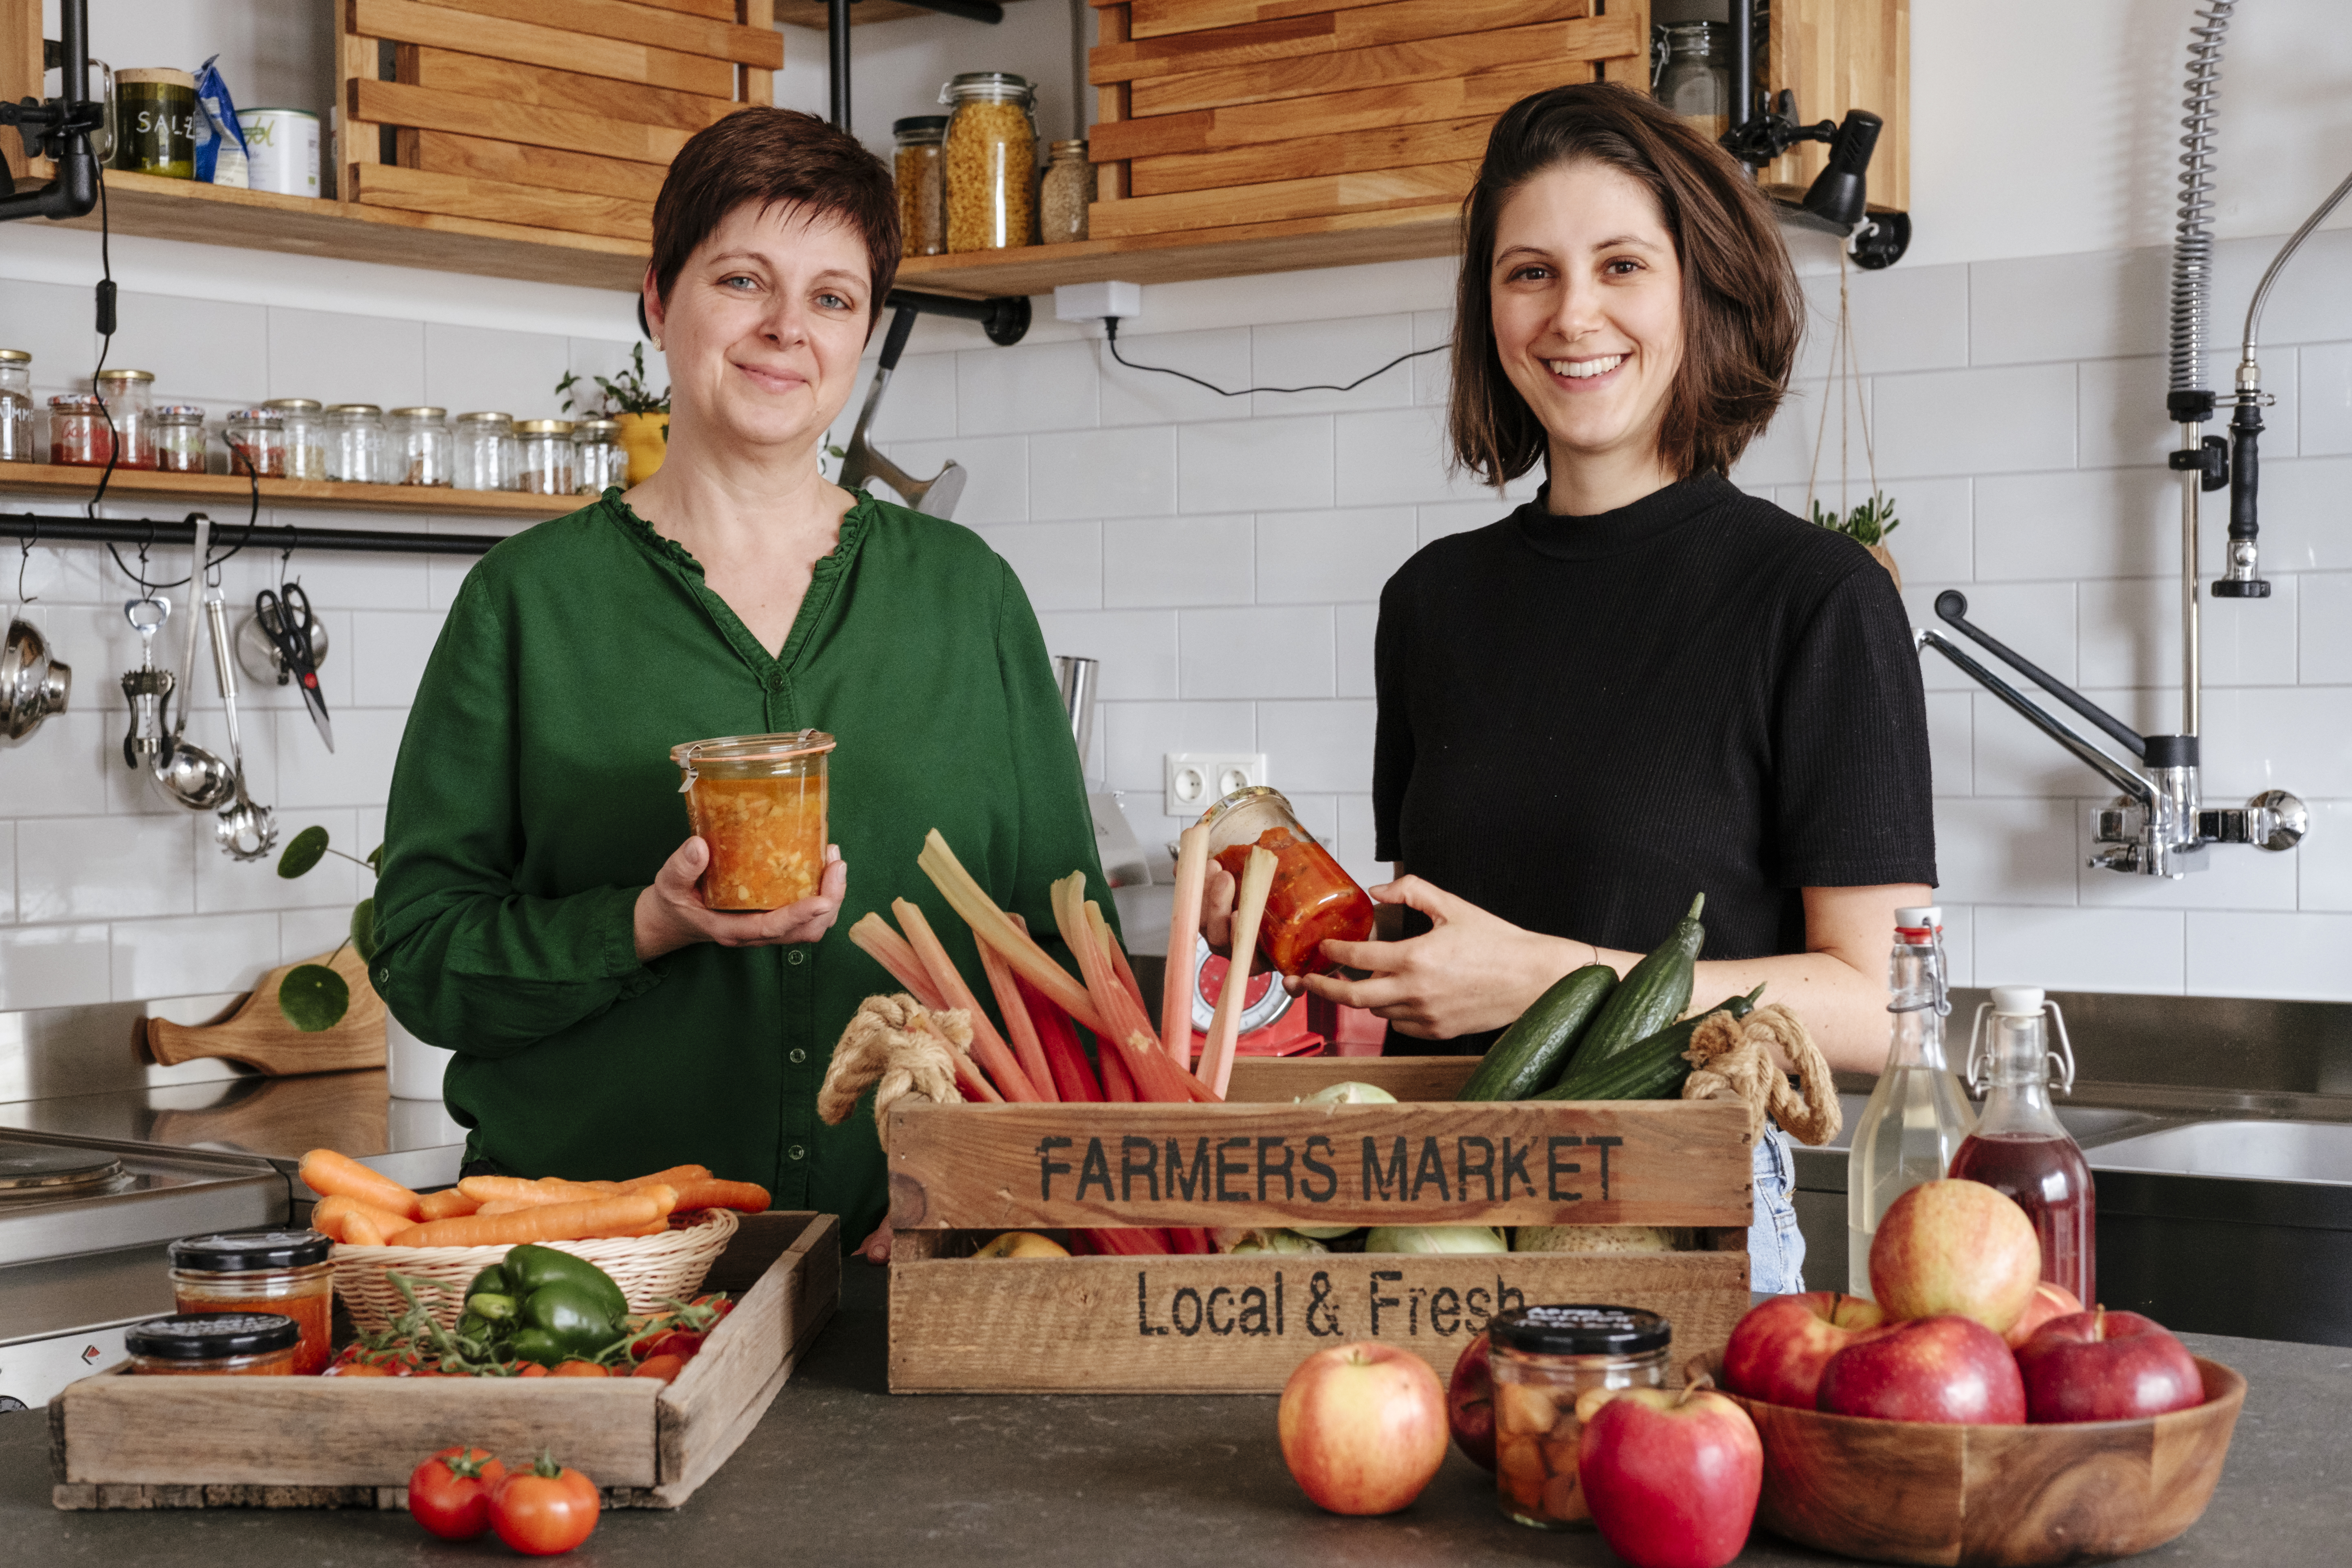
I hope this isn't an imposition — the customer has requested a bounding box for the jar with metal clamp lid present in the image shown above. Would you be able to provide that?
[1490,1304,1672,1528]
[670,731,835,910]
[1950,985,2095,1306]
[942,72,1037,252]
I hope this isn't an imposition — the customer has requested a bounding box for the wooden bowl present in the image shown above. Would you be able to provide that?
[1688,1350,2246,1567]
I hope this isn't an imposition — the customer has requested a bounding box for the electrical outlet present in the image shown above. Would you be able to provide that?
[1164,752,1268,817]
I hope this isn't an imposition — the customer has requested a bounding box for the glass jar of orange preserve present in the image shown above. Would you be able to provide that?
[126,1312,300,1376]
[671,730,836,911]
[169,1229,335,1375]
[1197,786,1376,977]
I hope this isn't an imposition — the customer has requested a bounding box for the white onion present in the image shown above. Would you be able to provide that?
[1222,1227,1331,1255]
[1296,1081,1398,1106]
[1361,1225,1509,1254]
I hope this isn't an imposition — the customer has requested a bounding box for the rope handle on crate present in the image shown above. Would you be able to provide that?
[818,994,973,1131]
[1680,1003,1842,1147]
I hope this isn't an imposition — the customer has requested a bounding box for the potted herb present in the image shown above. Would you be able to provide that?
[1811,491,1902,590]
[556,343,670,486]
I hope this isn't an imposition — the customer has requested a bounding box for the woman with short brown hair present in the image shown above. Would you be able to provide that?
[375,110,1110,1260]
[1299,84,1936,1291]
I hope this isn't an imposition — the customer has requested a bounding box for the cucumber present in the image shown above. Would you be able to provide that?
[1458,964,1617,1102]
[1559,893,1706,1074]
[1538,986,1765,1102]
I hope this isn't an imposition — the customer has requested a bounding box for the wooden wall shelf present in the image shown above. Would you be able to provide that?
[0,462,574,519]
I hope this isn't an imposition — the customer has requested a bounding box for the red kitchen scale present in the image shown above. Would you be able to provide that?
[1185,938,1387,1061]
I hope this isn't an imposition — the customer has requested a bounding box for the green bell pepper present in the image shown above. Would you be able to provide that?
[502,1245,629,1322]
[459,1246,630,1366]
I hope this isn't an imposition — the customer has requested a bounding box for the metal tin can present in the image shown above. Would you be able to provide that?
[238,108,321,198]
[112,68,198,179]
[1490,1304,1672,1528]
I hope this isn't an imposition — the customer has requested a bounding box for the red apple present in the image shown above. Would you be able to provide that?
[1446,1331,1496,1471]
[1721,1291,1890,1408]
[2016,1309,2205,1423]
[1817,1315,2027,1424]
[2002,1280,2084,1350]
[1277,1341,1448,1515]
[1869,1179,2042,1335]
[1576,1386,1763,1568]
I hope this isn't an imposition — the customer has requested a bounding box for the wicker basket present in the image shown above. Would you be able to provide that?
[331,1208,741,1333]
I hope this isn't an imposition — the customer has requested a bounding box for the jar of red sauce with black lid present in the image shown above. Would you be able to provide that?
[168,1229,335,1375]
[125,1312,300,1376]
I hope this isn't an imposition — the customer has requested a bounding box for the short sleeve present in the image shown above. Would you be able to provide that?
[1769,563,1939,889]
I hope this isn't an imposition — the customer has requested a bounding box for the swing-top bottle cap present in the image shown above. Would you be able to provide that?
[1990,985,2046,1016]
[1894,906,1941,926]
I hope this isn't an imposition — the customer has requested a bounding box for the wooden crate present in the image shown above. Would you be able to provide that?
[336,0,782,238]
[49,1211,839,1512]
[1086,0,1650,242]
[888,1057,1752,1393]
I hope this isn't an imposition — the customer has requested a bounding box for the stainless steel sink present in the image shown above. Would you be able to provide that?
[2089,1119,2352,1185]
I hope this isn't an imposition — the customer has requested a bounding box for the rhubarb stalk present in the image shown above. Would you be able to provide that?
[916,830,1108,1035]
[848,913,947,1011]
[894,899,1045,1103]
[975,928,1058,1102]
[1161,825,1210,1065]
[1197,845,1276,1099]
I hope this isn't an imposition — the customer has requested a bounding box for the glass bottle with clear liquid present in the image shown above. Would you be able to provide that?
[1847,907,1975,1298]
[1949,986,2096,1306]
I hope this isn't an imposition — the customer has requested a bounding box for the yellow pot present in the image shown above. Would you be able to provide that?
[614,411,669,486]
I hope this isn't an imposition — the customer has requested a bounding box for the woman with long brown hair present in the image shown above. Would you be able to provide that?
[1294,84,1937,1290]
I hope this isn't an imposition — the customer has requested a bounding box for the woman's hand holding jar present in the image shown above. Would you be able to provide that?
[632,836,847,962]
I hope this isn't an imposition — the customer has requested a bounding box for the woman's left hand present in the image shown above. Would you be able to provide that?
[633,838,848,962]
[1303,876,1587,1040]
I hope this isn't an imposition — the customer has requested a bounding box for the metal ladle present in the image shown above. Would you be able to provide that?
[205,590,276,862]
[151,514,235,811]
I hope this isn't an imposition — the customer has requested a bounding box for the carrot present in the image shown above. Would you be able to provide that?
[457,1174,610,1208]
[417,1188,481,1221]
[895,899,1044,1102]
[385,1188,671,1248]
[343,1210,391,1246]
[299,1149,424,1221]
[1020,972,1103,1103]
[667,1178,770,1215]
[620,1164,710,1192]
[313,1193,412,1243]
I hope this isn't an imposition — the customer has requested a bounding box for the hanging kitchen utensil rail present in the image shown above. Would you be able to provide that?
[0,510,502,558]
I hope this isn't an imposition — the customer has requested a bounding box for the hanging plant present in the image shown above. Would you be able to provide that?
[1804,248,1903,589]
[1811,491,1899,546]
[274,825,382,1031]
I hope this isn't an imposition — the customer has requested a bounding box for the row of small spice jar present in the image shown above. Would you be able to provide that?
[892,75,1093,257]
[13,378,626,497]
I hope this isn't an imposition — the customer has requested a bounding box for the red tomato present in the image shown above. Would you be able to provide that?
[549,1360,608,1377]
[325,1362,394,1377]
[640,1330,706,1361]
[490,1454,601,1556]
[517,1363,550,1378]
[407,1446,508,1542]
[632,1354,686,1382]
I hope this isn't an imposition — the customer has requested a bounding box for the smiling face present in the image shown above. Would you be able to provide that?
[1488,159,1686,502]
[645,199,873,465]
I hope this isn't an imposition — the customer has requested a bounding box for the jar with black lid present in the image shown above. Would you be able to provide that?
[125,1312,300,1376]
[1489,1304,1671,1529]
[169,1229,335,1375]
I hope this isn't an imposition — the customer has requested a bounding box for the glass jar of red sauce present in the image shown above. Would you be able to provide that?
[1198,786,1375,977]
[168,1229,335,1375]
[125,1312,300,1376]
[671,730,835,911]
[48,394,112,466]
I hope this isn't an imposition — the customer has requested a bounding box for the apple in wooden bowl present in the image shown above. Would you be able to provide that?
[1687,1348,2246,1567]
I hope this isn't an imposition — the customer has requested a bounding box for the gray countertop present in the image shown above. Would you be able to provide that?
[5,1266,2348,1567]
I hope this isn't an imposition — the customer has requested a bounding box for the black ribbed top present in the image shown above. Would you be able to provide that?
[1372,473,1935,1051]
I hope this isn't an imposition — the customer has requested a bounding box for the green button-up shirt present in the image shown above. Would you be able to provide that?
[373,490,1112,1244]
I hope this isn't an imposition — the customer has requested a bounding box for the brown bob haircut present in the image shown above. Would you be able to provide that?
[1449,82,1800,487]
[649,108,901,332]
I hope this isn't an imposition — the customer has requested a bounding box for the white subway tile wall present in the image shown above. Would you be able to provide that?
[4,239,2350,1012]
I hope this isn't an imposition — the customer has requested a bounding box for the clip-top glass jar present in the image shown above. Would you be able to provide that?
[514,417,575,496]
[1041,138,1093,244]
[1655,22,1732,140]
[895,116,949,257]
[1490,1304,1672,1529]
[941,72,1037,252]
[324,403,385,484]
[0,350,31,462]
[49,394,112,466]
[671,731,836,911]
[389,405,451,486]
[125,1311,300,1376]
[572,416,622,493]
[153,405,208,473]
[223,406,286,477]
[264,397,325,479]
[94,367,157,468]
[454,411,516,491]
[168,1229,334,1376]
[1196,786,1376,976]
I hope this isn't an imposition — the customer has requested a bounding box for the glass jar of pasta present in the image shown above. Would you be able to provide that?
[941,73,1037,252]
[1490,1305,1671,1529]
[894,116,949,257]
[670,731,836,911]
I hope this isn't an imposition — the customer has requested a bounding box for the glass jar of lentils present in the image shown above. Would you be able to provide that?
[941,73,1037,252]
[1040,139,1092,244]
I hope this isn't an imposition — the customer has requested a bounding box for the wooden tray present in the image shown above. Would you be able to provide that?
[887,1057,1755,1394]
[49,1211,839,1512]
[1693,1349,2246,1566]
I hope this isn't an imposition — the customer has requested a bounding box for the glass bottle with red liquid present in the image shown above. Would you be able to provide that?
[1949,985,2096,1306]
[1197,786,1375,977]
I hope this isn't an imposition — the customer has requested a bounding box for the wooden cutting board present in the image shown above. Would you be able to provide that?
[145,946,388,1075]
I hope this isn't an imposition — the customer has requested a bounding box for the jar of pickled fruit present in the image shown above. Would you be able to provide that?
[1489,1304,1671,1528]
[168,1229,335,1376]
[1196,785,1376,976]
[125,1312,300,1376]
[670,730,836,911]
